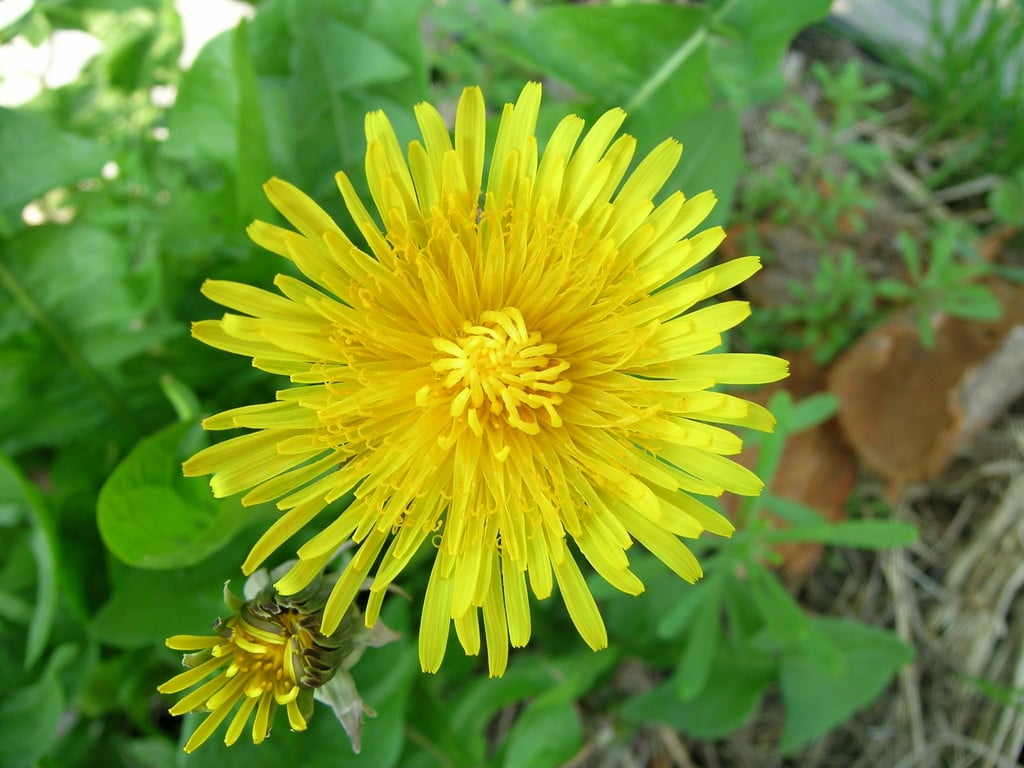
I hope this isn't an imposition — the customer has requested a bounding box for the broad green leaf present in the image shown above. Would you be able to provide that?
[122,738,180,768]
[0,643,76,768]
[495,4,711,116]
[658,106,743,227]
[300,18,411,93]
[0,223,172,454]
[990,171,1024,225]
[676,576,724,700]
[404,681,484,768]
[780,617,913,752]
[749,563,811,649]
[621,648,776,739]
[90,537,251,647]
[708,0,833,107]
[502,698,582,768]
[97,420,250,569]
[0,108,109,216]
[0,456,59,667]
[278,0,429,203]
[450,655,560,759]
[760,520,919,549]
[0,672,63,768]
[164,33,238,165]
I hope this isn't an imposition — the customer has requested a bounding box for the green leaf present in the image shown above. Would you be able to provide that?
[278,0,429,203]
[0,671,63,768]
[621,648,776,739]
[97,420,250,569]
[708,0,833,107]
[404,681,483,768]
[164,32,238,166]
[449,656,560,760]
[0,108,109,217]
[302,18,411,93]
[654,577,708,640]
[122,738,180,768]
[497,4,711,115]
[0,223,170,454]
[658,105,744,227]
[990,171,1024,226]
[90,539,251,647]
[760,520,919,549]
[943,285,1003,321]
[676,576,724,700]
[0,456,59,668]
[502,699,582,768]
[780,617,913,752]
[232,20,275,226]
[789,392,838,432]
[749,563,811,649]
[761,494,825,526]
[964,676,1024,711]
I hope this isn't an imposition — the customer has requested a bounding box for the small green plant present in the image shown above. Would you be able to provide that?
[742,59,891,243]
[877,222,1003,347]
[742,249,879,364]
[883,0,1024,183]
[989,168,1024,227]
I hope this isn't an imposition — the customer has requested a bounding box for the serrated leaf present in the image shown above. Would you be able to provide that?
[97,420,249,569]
[279,0,429,203]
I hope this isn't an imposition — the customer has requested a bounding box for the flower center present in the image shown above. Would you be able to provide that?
[422,308,571,438]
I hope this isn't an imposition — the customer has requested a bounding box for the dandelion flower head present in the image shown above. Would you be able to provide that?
[184,83,788,677]
[158,581,351,752]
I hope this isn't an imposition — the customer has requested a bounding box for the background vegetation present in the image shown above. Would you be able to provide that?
[2,0,1022,766]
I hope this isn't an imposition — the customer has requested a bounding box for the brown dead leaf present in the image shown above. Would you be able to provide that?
[827,281,1024,498]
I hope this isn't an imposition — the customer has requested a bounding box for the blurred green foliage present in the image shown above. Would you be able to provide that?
[0,1,939,765]
[737,56,1009,364]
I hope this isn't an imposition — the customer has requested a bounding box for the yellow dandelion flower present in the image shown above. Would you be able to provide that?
[158,580,352,752]
[184,82,788,677]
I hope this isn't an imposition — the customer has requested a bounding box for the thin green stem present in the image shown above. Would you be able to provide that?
[625,27,708,113]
